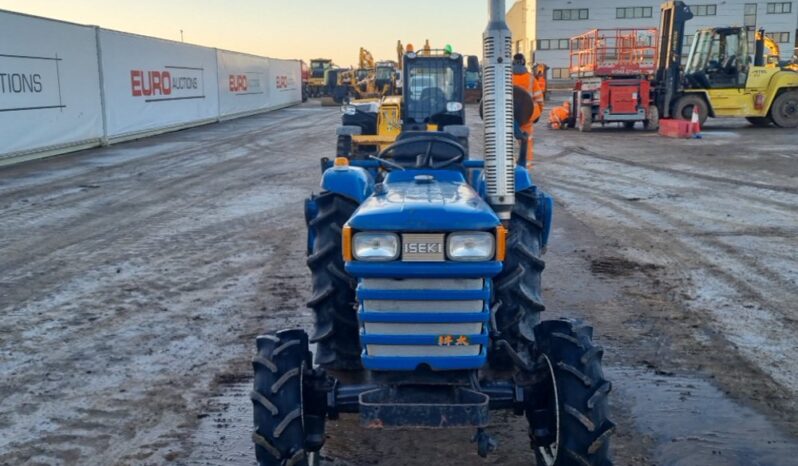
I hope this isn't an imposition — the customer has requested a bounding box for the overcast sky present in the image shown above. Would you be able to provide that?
[0,0,505,65]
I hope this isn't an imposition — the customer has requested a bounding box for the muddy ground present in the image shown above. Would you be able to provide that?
[1,100,797,466]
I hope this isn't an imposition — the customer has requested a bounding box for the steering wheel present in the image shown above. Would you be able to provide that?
[376,135,467,169]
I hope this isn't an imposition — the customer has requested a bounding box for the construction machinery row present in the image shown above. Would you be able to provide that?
[561,1,797,131]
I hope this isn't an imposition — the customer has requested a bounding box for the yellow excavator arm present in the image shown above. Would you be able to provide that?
[359,48,375,70]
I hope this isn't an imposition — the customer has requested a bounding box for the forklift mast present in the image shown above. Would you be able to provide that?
[654,1,693,118]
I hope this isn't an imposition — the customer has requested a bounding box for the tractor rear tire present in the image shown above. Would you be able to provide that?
[770,90,798,128]
[489,187,545,370]
[577,107,592,132]
[252,330,311,466]
[527,319,614,466]
[746,116,772,127]
[672,94,708,126]
[306,192,362,370]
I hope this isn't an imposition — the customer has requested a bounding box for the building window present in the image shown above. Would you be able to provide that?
[537,39,569,50]
[553,8,589,20]
[690,4,717,16]
[683,34,694,52]
[617,7,653,18]
[744,3,757,28]
[766,2,792,14]
[766,31,791,43]
[551,68,570,79]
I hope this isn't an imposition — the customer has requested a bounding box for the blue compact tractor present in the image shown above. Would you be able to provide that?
[251,2,614,464]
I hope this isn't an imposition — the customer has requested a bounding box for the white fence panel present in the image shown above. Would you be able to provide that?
[267,59,302,109]
[99,29,220,141]
[0,11,103,160]
[216,50,270,119]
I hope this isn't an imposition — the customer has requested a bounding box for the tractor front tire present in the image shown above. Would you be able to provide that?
[527,319,614,466]
[307,192,362,370]
[490,187,545,370]
[252,330,311,466]
[770,90,798,128]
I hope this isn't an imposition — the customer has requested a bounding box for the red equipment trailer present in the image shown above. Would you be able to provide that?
[567,28,660,131]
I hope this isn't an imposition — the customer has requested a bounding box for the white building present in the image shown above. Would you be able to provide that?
[506,0,798,81]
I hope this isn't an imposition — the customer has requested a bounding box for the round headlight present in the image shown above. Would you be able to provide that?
[353,232,400,261]
[447,232,495,261]
[446,102,463,112]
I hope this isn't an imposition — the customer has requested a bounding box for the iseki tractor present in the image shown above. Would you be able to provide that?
[250,1,615,465]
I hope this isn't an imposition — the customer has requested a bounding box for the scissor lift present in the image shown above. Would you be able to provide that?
[567,28,661,131]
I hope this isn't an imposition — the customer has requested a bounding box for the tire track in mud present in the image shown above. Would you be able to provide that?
[0,110,340,301]
[545,144,798,195]
[0,110,326,237]
[0,108,318,200]
[538,156,798,424]
[0,104,337,465]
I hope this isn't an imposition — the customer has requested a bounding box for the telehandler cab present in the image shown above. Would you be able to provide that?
[336,44,468,158]
[251,2,614,465]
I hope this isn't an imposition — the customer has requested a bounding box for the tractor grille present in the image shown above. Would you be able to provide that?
[358,278,490,371]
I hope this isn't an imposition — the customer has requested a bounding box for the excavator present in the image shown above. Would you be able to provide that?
[331,47,400,103]
[761,32,798,72]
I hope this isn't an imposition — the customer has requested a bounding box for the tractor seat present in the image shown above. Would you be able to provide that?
[388,131,466,169]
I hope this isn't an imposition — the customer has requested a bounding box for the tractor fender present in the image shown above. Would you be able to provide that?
[321,166,374,203]
[514,165,534,192]
[473,166,537,199]
[536,191,554,250]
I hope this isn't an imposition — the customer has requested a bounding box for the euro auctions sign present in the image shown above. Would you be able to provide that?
[130,67,204,101]
[0,11,103,158]
[99,28,219,138]
[228,72,264,95]
[0,54,65,112]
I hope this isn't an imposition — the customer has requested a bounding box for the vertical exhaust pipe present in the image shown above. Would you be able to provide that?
[483,0,515,220]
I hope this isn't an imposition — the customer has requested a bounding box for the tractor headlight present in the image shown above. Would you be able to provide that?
[353,232,400,261]
[447,232,495,261]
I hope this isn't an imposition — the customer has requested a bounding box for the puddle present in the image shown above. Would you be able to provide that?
[609,366,798,466]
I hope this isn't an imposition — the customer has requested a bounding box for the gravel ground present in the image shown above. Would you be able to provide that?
[1,101,797,465]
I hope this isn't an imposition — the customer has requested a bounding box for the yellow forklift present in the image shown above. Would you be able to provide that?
[655,4,798,128]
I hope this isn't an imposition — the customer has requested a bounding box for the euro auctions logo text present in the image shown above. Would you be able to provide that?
[229,75,248,92]
[130,66,204,101]
[275,75,296,91]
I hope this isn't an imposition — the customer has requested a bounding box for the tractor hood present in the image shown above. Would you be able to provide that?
[348,170,500,231]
